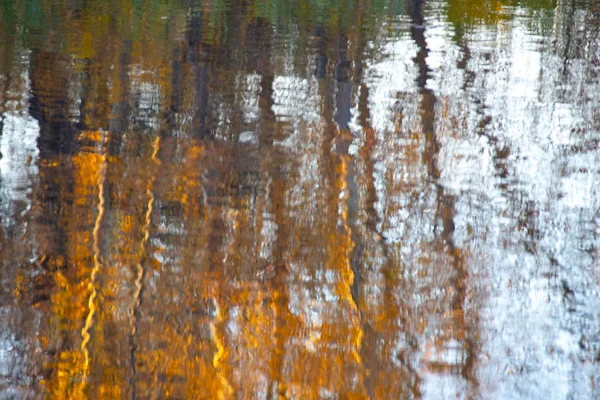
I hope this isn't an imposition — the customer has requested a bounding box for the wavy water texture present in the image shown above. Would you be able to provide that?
[0,0,598,398]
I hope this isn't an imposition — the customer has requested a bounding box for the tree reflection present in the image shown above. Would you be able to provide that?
[0,0,599,398]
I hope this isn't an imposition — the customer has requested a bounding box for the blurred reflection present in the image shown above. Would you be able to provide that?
[0,0,599,398]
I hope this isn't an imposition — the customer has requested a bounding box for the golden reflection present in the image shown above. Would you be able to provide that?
[210,293,234,399]
[81,133,108,383]
[128,136,160,396]
[334,152,364,369]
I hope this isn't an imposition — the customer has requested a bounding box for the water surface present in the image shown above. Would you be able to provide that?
[0,0,599,398]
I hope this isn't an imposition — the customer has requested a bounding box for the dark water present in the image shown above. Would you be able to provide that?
[0,0,599,398]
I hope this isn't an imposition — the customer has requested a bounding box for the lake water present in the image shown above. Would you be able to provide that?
[0,0,599,398]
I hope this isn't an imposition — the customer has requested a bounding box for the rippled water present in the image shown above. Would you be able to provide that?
[0,0,599,398]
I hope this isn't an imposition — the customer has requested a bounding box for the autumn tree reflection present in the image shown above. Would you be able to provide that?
[1,0,599,398]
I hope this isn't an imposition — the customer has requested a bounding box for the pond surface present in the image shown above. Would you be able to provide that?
[0,0,599,398]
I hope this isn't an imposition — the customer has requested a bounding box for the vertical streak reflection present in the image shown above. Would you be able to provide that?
[80,135,108,384]
[337,154,363,366]
[210,290,234,399]
[128,136,161,399]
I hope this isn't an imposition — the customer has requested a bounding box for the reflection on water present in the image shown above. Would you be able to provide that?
[0,0,599,398]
